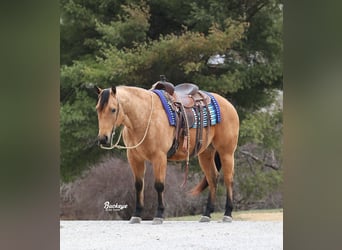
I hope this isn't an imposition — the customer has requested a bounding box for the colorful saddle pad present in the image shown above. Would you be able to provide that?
[152,89,221,128]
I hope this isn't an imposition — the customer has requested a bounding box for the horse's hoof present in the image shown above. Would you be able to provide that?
[152,217,163,225]
[129,216,142,224]
[199,216,211,222]
[222,216,233,223]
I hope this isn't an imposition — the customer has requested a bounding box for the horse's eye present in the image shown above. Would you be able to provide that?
[111,108,116,113]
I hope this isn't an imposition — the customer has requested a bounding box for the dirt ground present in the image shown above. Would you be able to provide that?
[61,220,283,250]
[61,211,283,250]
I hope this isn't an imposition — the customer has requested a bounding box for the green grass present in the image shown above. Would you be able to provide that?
[167,208,283,221]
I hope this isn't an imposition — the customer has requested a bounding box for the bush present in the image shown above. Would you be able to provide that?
[60,157,210,220]
[233,143,283,210]
[60,149,283,220]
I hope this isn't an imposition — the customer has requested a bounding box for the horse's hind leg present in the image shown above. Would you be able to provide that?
[217,151,235,222]
[127,151,146,224]
[198,147,219,222]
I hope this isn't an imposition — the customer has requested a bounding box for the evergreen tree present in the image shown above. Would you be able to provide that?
[60,0,283,186]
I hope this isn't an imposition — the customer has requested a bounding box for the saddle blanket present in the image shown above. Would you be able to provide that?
[152,89,221,128]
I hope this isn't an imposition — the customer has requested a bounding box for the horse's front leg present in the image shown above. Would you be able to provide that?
[127,151,146,224]
[151,154,167,224]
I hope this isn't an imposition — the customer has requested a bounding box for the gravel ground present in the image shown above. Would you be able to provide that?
[60,220,283,250]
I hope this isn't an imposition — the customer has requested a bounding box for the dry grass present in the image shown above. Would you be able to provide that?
[233,209,283,221]
[168,209,283,221]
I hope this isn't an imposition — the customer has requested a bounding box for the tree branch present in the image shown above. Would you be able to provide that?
[239,150,280,170]
[246,1,269,22]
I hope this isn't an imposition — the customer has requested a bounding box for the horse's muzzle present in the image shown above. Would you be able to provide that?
[97,135,110,147]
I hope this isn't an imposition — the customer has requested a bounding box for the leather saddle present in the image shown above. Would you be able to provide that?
[151,81,211,108]
[151,79,212,158]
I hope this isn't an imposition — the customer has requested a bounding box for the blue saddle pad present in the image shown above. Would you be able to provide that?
[152,89,221,128]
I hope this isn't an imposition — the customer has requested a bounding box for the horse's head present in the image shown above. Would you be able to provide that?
[95,86,122,147]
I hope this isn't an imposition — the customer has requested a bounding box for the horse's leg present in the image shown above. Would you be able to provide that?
[198,147,219,222]
[127,151,146,224]
[217,150,235,223]
[151,154,167,224]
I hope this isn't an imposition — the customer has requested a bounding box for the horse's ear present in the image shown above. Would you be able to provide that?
[95,86,102,95]
[111,86,116,95]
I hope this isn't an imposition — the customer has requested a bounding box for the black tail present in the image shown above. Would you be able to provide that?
[214,152,222,171]
[190,152,221,195]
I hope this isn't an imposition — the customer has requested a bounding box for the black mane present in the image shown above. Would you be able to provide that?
[99,89,110,111]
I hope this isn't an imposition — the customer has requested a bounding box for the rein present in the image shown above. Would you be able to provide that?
[100,92,154,150]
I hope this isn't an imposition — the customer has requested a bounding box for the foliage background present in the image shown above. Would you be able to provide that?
[60,0,283,218]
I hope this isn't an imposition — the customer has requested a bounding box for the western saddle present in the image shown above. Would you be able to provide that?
[151,76,212,161]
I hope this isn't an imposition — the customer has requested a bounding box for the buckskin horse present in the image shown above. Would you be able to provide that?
[95,81,239,224]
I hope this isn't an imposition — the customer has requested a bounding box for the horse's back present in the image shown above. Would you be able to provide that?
[211,93,239,125]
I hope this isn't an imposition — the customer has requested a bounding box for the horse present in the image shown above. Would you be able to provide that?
[95,84,239,224]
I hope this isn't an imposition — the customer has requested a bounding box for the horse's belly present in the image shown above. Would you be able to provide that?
[167,128,213,161]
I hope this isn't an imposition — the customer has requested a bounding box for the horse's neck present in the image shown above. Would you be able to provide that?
[117,86,150,130]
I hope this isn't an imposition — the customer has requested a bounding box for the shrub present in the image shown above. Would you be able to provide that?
[60,157,209,220]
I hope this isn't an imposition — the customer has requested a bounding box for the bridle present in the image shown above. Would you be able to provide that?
[100,92,154,150]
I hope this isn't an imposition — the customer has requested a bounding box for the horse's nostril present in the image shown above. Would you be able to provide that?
[98,135,109,145]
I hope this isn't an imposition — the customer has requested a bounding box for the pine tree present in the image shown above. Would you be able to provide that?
[60,0,283,188]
